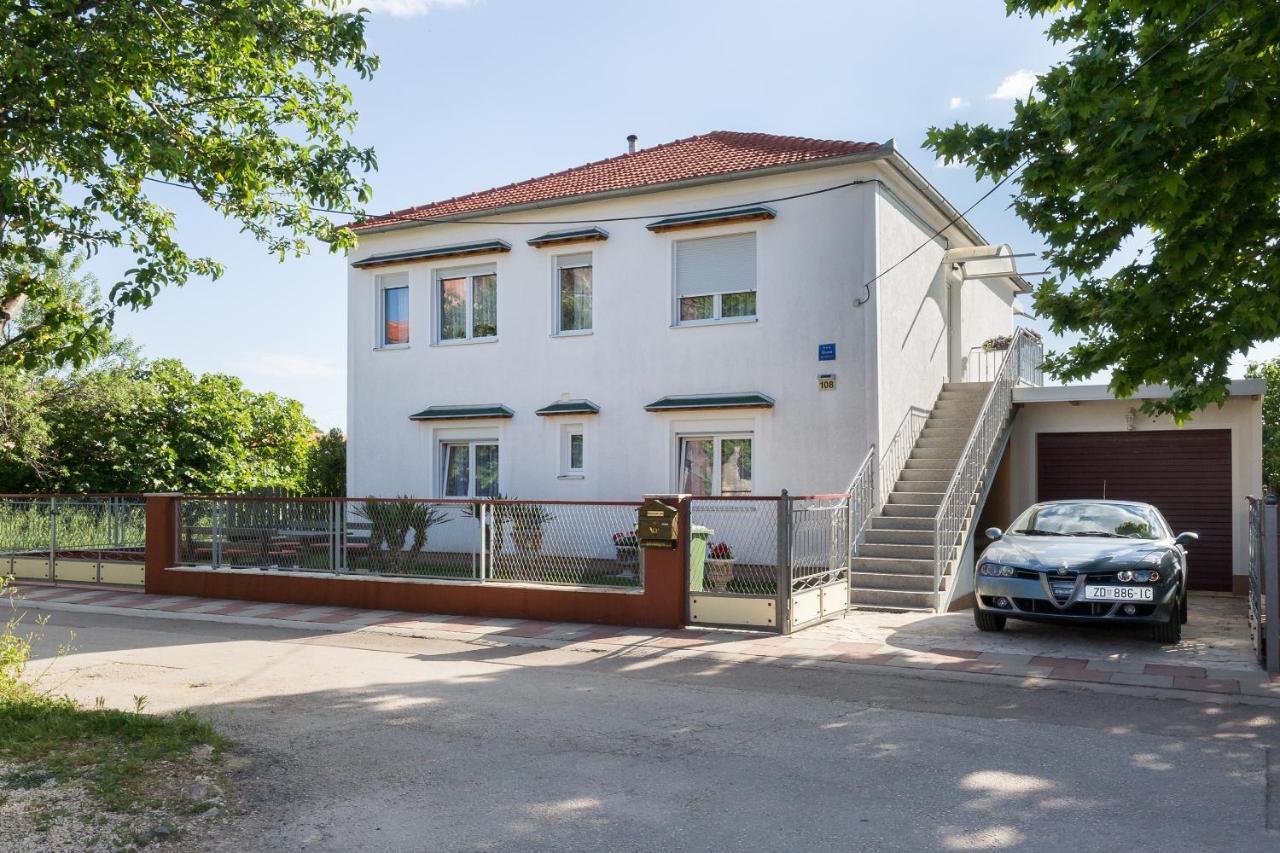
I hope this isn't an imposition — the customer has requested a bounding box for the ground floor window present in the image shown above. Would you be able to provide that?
[442,440,499,497]
[560,425,585,477]
[679,434,752,496]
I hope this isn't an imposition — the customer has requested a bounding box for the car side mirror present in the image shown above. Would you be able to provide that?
[1175,531,1198,546]
[985,527,1003,541]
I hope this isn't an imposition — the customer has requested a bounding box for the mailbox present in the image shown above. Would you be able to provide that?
[637,498,679,549]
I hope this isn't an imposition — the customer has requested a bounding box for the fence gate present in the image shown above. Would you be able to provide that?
[786,494,851,632]
[687,493,850,634]
[1,496,146,586]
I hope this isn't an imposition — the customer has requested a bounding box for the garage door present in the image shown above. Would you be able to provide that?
[1036,430,1233,591]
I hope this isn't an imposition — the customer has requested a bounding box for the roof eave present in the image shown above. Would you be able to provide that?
[349,144,894,236]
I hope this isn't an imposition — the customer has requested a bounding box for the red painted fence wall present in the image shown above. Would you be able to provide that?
[144,494,687,630]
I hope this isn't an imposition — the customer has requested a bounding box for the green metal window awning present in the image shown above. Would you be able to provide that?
[535,399,601,416]
[352,240,511,269]
[527,227,609,248]
[644,392,775,412]
[409,404,515,421]
[646,205,776,233]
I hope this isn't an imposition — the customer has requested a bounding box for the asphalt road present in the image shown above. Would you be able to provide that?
[23,607,1280,852]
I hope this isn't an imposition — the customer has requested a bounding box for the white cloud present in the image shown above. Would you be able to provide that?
[948,96,970,111]
[347,0,475,17]
[238,353,344,379]
[989,69,1040,101]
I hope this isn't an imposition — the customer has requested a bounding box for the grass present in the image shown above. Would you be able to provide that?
[1,574,226,823]
[0,695,225,813]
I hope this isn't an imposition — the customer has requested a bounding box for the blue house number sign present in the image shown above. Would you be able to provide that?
[818,343,836,361]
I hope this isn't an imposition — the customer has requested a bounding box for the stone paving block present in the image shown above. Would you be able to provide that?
[928,647,985,660]
[990,663,1054,679]
[975,651,1036,666]
[1145,663,1207,678]
[1084,659,1150,674]
[1031,655,1089,669]
[1108,672,1176,689]
[1172,676,1240,694]
[935,660,1000,673]
[1049,668,1113,683]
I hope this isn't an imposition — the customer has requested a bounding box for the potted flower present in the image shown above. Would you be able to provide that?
[705,541,735,589]
[510,503,554,554]
[613,530,639,567]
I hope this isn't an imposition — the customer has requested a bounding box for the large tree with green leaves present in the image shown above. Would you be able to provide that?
[0,0,376,368]
[928,1,1279,417]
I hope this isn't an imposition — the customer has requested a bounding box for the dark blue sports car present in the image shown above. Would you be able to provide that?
[974,500,1197,643]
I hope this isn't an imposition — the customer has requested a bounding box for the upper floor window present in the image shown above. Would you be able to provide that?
[674,233,757,325]
[555,253,592,334]
[377,272,410,347]
[679,434,753,496]
[437,266,497,343]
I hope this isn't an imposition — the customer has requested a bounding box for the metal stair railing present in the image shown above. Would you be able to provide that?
[931,328,1040,597]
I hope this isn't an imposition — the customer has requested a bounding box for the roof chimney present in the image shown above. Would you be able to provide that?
[626,134,638,154]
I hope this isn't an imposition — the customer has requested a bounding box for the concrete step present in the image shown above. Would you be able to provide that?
[886,491,944,506]
[897,468,953,483]
[857,542,933,560]
[862,529,933,546]
[890,477,951,493]
[849,571,935,591]
[880,503,938,519]
[849,587,940,611]
[916,433,970,449]
[911,446,963,461]
[942,382,992,393]
[869,515,934,532]
[852,555,932,574]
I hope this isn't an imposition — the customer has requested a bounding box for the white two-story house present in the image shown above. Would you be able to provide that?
[347,131,1262,609]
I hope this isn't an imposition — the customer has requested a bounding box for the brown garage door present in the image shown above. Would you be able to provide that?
[1036,430,1232,591]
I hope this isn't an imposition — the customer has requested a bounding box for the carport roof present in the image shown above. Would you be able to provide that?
[1013,380,1264,404]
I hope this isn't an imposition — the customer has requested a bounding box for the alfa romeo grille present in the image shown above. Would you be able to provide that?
[1049,580,1074,603]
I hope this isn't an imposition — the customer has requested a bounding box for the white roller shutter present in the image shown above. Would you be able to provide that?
[675,233,756,297]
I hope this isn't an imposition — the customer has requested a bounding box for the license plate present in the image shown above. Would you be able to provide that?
[1084,585,1154,602]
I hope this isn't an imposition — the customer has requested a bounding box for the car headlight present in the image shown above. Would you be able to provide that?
[1117,569,1160,583]
[979,563,1017,578]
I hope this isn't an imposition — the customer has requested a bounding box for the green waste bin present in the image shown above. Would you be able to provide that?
[689,525,714,592]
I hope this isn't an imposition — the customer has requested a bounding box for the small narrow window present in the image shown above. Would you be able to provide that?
[674,233,757,325]
[377,272,410,347]
[437,267,498,343]
[560,425,585,477]
[555,253,593,334]
[678,434,753,495]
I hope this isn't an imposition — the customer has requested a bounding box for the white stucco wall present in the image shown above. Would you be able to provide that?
[347,164,885,501]
[994,388,1264,581]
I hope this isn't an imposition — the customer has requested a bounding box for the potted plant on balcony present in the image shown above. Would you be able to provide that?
[705,541,735,589]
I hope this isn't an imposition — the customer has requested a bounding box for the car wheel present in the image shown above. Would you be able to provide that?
[1179,588,1188,625]
[974,606,1006,632]
[1152,602,1182,644]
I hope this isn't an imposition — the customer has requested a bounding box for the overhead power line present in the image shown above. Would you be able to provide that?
[853,0,1226,305]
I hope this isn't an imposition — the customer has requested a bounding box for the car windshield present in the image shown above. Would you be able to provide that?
[1011,502,1162,539]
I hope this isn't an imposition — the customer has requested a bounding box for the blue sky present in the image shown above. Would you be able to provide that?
[87,0,1251,429]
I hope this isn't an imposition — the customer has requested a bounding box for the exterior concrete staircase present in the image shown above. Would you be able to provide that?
[850,382,991,611]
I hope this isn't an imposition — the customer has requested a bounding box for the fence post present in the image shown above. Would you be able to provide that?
[478,503,488,582]
[47,496,57,581]
[144,493,182,594]
[776,490,792,635]
[1266,499,1280,678]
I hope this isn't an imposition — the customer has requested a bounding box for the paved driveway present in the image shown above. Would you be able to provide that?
[16,605,1280,852]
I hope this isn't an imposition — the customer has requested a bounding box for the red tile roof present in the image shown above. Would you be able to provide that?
[352,131,884,231]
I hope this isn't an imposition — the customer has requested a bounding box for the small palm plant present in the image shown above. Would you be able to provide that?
[357,498,451,572]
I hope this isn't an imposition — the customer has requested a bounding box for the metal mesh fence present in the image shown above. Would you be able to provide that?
[690,498,779,595]
[0,496,146,582]
[176,497,643,589]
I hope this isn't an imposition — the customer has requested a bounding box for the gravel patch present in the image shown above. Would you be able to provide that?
[0,746,231,852]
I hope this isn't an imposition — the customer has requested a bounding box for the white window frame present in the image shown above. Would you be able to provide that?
[374,271,411,350]
[434,264,498,345]
[558,424,585,479]
[672,232,759,328]
[551,252,594,337]
[676,432,754,496]
[439,438,500,498]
